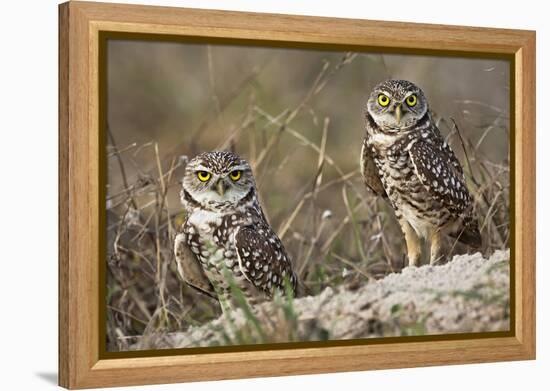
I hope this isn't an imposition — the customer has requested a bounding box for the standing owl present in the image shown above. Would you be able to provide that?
[174,151,298,311]
[361,79,481,266]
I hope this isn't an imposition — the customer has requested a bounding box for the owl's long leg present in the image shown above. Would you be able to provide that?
[400,220,422,267]
[430,229,444,265]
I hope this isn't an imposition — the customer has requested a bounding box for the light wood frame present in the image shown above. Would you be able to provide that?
[59,1,536,389]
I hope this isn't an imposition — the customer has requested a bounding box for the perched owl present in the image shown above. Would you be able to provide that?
[174,151,298,310]
[361,80,481,266]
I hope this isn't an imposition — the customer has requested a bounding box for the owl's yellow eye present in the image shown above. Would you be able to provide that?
[229,170,242,181]
[197,171,211,182]
[378,94,390,107]
[406,94,417,107]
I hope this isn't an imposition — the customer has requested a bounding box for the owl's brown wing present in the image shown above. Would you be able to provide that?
[408,136,481,247]
[174,233,218,300]
[361,140,388,198]
[234,225,298,297]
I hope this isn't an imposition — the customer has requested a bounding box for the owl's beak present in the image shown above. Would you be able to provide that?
[395,104,402,125]
[215,180,227,196]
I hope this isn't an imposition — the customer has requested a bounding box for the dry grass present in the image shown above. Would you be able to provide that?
[105,47,510,352]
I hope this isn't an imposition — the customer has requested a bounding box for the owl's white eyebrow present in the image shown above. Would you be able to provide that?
[230,165,248,171]
[194,165,211,172]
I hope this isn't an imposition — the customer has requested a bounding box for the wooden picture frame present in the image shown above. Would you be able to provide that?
[59,1,536,389]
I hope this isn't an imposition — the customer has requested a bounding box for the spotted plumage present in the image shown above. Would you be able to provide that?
[174,151,297,310]
[361,80,481,266]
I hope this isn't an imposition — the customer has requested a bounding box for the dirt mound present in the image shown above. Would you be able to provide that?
[133,250,510,350]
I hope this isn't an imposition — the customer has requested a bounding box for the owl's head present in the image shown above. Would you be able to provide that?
[366,79,428,132]
[181,151,256,209]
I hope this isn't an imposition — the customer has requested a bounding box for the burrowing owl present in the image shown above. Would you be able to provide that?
[361,79,481,266]
[174,151,298,310]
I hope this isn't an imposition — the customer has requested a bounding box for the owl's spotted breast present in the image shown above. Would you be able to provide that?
[185,211,247,271]
[182,204,296,305]
[183,209,257,301]
[370,132,450,238]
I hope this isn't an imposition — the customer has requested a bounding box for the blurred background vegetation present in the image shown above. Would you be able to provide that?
[106,39,510,351]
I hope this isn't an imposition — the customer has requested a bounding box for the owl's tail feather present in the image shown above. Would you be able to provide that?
[452,217,482,249]
[294,275,312,298]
